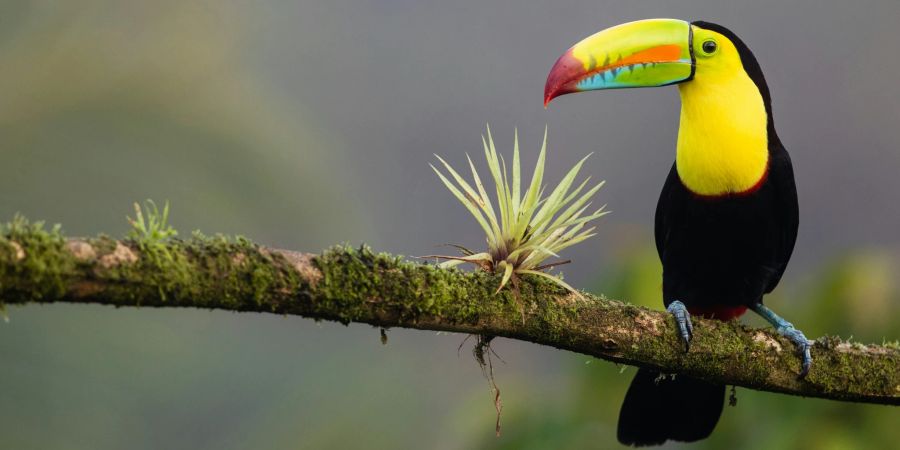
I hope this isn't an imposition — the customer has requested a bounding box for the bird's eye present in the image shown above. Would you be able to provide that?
[701,40,718,55]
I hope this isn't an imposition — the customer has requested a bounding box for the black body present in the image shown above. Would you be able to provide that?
[617,22,799,446]
[657,144,798,311]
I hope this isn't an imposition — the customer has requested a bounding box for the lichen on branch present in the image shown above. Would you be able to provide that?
[0,217,898,405]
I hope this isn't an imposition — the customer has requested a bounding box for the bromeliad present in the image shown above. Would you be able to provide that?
[430,126,607,299]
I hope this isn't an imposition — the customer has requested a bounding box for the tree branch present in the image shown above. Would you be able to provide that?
[1,223,898,405]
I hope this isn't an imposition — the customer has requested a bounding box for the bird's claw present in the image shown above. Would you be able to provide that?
[777,324,813,378]
[666,300,693,352]
[751,303,813,379]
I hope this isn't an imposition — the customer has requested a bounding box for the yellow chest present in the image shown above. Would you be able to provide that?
[675,73,769,196]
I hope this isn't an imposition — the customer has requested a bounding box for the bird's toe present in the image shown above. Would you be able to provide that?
[666,300,694,352]
[780,326,813,378]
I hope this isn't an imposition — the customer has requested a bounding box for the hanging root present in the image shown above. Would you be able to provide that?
[473,335,503,437]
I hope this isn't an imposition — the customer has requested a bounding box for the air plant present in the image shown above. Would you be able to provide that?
[430,126,608,299]
[127,200,177,242]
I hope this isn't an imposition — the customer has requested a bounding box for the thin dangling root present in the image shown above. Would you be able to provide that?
[473,335,504,436]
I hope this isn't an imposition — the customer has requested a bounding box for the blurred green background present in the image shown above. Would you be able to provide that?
[1,1,898,449]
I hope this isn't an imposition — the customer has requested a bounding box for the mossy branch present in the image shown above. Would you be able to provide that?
[0,221,898,405]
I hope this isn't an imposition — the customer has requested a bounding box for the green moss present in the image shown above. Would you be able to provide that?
[0,215,73,303]
[0,217,345,317]
[2,214,897,403]
[308,245,587,332]
[88,235,119,255]
[313,245,542,325]
[515,273,583,339]
[76,231,305,313]
[162,235,303,311]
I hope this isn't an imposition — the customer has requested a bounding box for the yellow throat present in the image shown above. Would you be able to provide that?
[675,54,769,196]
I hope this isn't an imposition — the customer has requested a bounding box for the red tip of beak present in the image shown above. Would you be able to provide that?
[544,49,584,107]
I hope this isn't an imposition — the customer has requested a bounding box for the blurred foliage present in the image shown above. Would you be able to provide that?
[0,1,355,246]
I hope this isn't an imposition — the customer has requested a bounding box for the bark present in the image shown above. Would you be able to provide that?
[0,223,897,405]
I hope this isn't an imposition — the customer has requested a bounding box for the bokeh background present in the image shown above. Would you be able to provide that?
[1,1,899,448]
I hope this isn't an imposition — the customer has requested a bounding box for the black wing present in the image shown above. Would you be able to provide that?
[654,163,681,260]
[764,145,799,293]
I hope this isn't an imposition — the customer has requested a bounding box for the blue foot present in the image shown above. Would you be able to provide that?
[667,300,693,352]
[751,303,813,378]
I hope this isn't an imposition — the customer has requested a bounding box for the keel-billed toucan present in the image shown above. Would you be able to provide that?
[545,19,810,446]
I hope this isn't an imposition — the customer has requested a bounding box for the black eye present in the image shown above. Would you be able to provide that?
[702,40,718,54]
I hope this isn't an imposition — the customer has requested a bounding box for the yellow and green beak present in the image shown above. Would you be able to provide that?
[544,18,694,106]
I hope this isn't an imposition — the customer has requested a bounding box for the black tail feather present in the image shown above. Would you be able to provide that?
[617,369,724,446]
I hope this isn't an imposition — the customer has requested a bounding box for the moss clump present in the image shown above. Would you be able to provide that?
[514,272,584,339]
[182,234,304,311]
[90,233,305,312]
[0,215,73,303]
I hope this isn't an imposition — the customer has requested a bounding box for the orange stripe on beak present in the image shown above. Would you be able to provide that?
[604,44,684,70]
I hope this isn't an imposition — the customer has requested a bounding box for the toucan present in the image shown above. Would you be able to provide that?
[544,19,811,446]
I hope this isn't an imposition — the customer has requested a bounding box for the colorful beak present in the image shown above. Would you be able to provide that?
[544,18,694,106]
